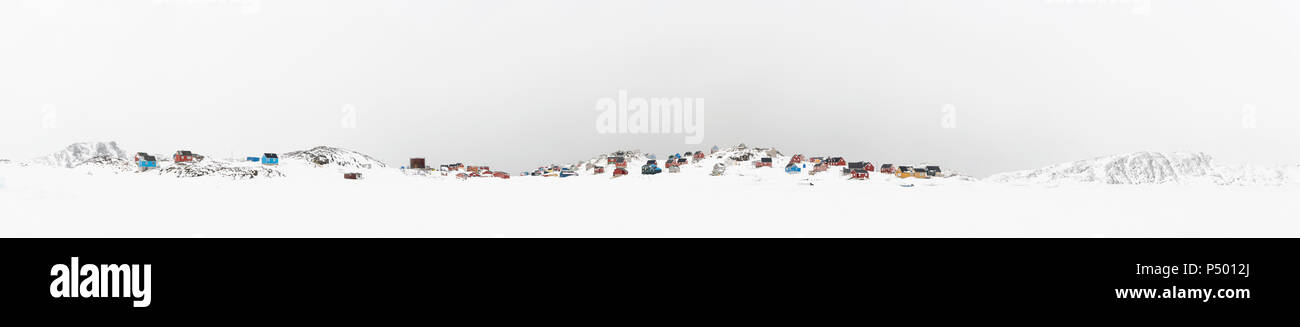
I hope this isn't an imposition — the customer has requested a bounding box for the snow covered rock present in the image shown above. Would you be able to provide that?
[584,150,650,167]
[713,144,781,161]
[157,160,285,179]
[283,146,387,169]
[72,155,135,173]
[987,152,1292,186]
[34,141,129,168]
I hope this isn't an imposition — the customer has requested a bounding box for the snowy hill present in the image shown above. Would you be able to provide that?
[157,160,285,179]
[71,155,135,174]
[580,149,651,169]
[33,141,129,168]
[571,144,783,174]
[283,146,387,169]
[987,152,1294,186]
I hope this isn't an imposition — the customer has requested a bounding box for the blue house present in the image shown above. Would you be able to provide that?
[785,163,802,174]
[262,153,279,165]
[135,153,158,169]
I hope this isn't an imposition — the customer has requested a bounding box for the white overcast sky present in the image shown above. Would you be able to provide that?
[2,0,1299,176]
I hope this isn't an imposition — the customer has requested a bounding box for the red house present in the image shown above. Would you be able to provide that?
[828,157,847,166]
[174,150,196,163]
[879,164,896,174]
[865,162,876,172]
[612,168,629,177]
[790,155,805,164]
[850,169,870,180]
[754,157,773,168]
[594,166,606,174]
[812,163,829,173]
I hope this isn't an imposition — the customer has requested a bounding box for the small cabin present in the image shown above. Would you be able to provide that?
[850,169,870,180]
[785,163,802,174]
[677,158,688,166]
[612,168,629,177]
[136,154,158,169]
[641,163,662,175]
[828,157,847,166]
[898,166,914,175]
[926,166,943,177]
[880,164,896,174]
[754,157,773,168]
[844,162,867,175]
[594,166,606,174]
[409,158,426,170]
[344,173,363,180]
[790,155,805,164]
[174,150,196,163]
[914,167,930,178]
[812,163,829,173]
[262,153,279,165]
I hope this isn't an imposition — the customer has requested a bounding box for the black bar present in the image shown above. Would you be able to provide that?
[2,239,1292,320]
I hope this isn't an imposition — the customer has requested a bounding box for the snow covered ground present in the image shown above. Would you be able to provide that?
[2,145,1298,237]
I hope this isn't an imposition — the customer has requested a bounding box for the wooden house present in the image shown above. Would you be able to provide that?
[262,153,279,165]
[174,150,196,163]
